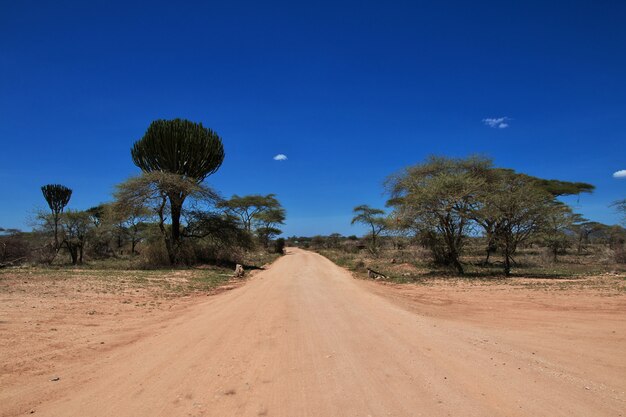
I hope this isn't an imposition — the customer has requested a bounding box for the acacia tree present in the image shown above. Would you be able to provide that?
[386,156,491,274]
[219,194,281,232]
[110,202,151,255]
[254,205,286,248]
[41,184,72,250]
[472,170,593,264]
[542,203,575,262]
[85,204,114,257]
[351,205,387,252]
[480,171,553,275]
[130,119,225,264]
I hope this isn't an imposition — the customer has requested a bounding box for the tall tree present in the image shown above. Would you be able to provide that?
[479,171,553,275]
[41,184,72,252]
[386,156,491,273]
[131,119,225,264]
[351,205,387,252]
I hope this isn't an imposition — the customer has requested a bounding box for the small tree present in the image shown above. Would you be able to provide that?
[351,205,386,253]
[131,119,225,264]
[327,233,342,249]
[84,204,114,257]
[254,205,286,248]
[60,210,92,265]
[219,194,281,232]
[110,202,151,255]
[41,184,72,251]
[542,203,575,262]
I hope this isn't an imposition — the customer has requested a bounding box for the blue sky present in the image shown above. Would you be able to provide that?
[1,0,625,236]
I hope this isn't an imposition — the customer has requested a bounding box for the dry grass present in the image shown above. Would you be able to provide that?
[0,251,281,299]
[317,245,626,295]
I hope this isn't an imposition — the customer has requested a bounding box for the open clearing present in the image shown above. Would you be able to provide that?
[1,248,625,417]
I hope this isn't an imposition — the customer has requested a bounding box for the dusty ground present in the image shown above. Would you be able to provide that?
[1,249,625,416]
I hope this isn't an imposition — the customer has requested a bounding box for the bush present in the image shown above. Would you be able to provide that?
[138,241,171,269]
[0,231,30,266]
[274,238,285,254]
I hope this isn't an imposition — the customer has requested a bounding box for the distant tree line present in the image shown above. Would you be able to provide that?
[0,119,286,268]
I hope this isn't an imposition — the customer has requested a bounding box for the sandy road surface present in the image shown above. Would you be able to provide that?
[2,248,625,416]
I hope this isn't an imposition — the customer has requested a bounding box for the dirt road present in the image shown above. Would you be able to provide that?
[2,249,625,416]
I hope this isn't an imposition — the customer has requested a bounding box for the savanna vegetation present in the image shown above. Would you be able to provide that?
[0,119,286,279]
[292,156,625,282]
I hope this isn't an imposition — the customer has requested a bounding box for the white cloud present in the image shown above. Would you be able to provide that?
[273,154,288,161]
[483,117,510,129]
[613,170,626,179]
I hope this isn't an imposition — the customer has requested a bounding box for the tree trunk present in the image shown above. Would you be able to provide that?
[156,195,174,265]
[452,257,464,274]
[577,233,584,255]
[484,226,494,264]
[67,243,78,265]
[503,247,511,276]
[53,213,59,249]
[168,196,183,265]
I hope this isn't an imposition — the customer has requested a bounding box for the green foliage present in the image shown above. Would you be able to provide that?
[219,194,283,231]
[131,119,225,182]
[542,203,576,262]
[381,155,599,275]
[254,204,286,247]
[386,155,492,273]
[184,210,254,254]
[219,194,286,247]
[41,184,72,215]
[530,178,595,197]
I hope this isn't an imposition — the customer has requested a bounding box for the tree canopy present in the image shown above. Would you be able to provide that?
[131,119,225,182]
